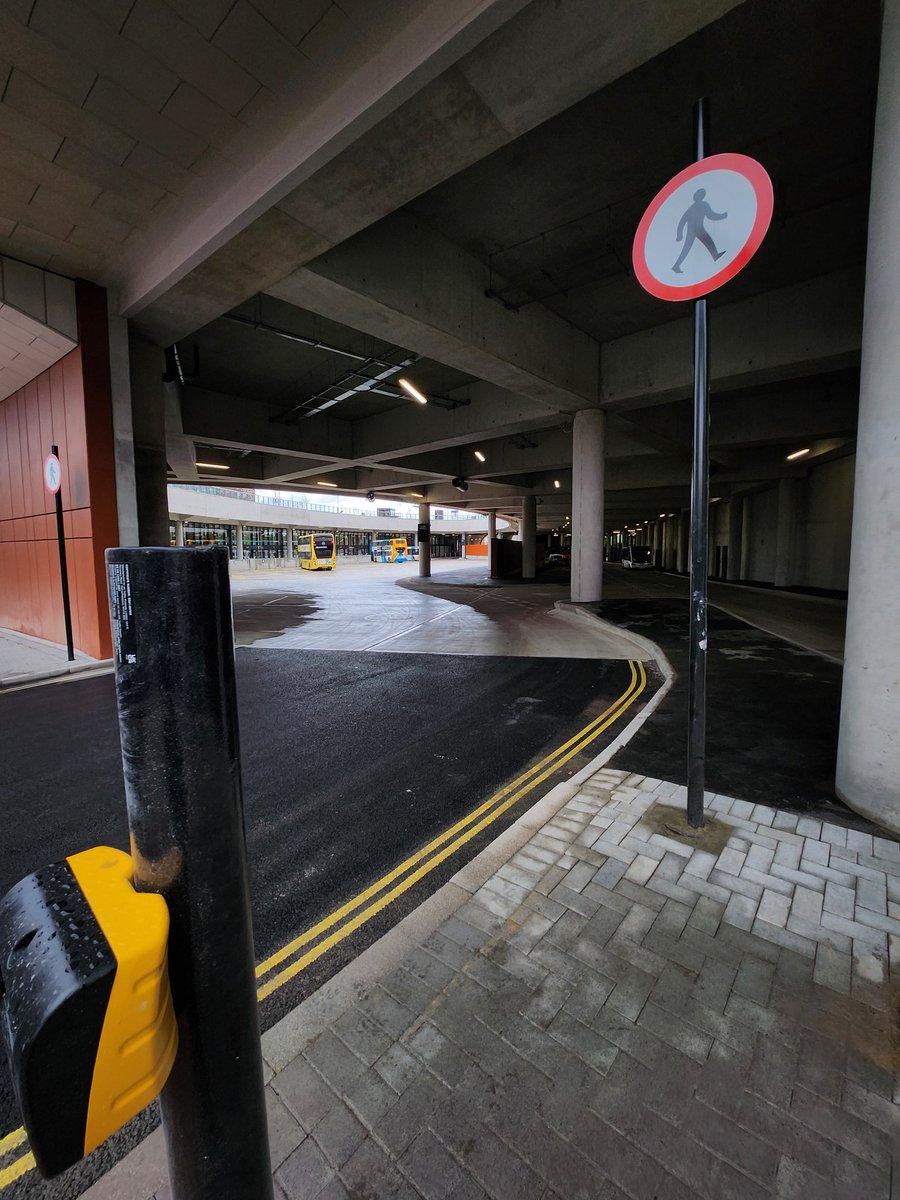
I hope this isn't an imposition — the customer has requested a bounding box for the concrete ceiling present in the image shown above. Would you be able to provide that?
[0,0,878,531]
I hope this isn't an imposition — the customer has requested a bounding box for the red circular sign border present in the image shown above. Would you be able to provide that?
[632,152,774,302]
[44,452,61,494]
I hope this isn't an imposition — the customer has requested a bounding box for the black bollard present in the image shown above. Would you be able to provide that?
[105,546,272,1200]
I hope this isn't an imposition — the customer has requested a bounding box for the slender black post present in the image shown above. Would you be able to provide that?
[51,445,75,662]
[105,546,273,1200]
[687,99,711,829]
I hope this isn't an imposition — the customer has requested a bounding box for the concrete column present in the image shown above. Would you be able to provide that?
[727,497,743,581]
[522,495,537,580]
[739,497,753,579]
[129,332,169,546]
[286,527,294,561]
[418,502,431,578]
[234,524,244,560]
[174,519,184,547]
[487,511,497,575]
[773,478,798,588]
[677,510,689,573]
[571,410,605,602]
[837,0,900,831]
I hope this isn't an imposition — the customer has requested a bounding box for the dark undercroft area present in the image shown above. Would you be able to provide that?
[601,599,856,823]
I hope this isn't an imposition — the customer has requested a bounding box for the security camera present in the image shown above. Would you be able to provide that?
[452,478,469,493]
[366,491,375,501]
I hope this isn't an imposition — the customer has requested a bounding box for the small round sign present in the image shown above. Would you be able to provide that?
[44,452,61,494]
[633,152,773,302]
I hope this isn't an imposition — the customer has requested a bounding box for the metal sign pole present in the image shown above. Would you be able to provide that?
[106,546,273,1200]
[51,445,75,662]
[687,98,711,828]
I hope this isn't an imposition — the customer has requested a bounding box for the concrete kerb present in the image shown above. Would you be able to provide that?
[260,608,674,1073]
[0,658,114,691]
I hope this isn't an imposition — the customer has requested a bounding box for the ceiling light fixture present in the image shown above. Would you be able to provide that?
[473,449,486,462]
[409,492,424,498]
[316,480,338,487]
[195,461,230,470]
[554,480,561,489]
[398,377,428,404]
[786,447,810,461]
[451,477,469,493]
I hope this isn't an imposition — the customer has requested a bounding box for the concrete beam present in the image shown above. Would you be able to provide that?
[602,268,863,407]
[124,0,746,342]
[270,215,599,412]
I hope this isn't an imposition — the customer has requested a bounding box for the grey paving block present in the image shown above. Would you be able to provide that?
[332,1007,395,1066]
[273,1055,342,1130]
[547,1007,618,1075]
[723,892,759,931]
[397,1129,470,1200]
[562,971,616,1025]
[588,1006,663,1070]
[374,1071,452,1157]
[605,963,656,1022]
[789,1085,893,1170]
[312,1102,368,1170]
[340,1136,416,1199]
[382,964,446,1012]
[733,956,775,1005]
[481,940,549,989]
[438,915,493,953]
[773,1155,831,1199]
[372,1043,423,1096]
[637,999,713,1063]
[485,1109,607,1200]
[406,1020,476,1088]
[355,984,418,1041]
[343,1065,403,1129]
[422,930,477,972]
[431,1103,546,1200]
[304,1030,370,1094]
[813,943,853,994]
[687,895,726,936]
[275,1137,335,1200]
[832,1145,892,1200]
[685,1101,780,1188]
[691,958,738,1014]
[267,1087,307,1170]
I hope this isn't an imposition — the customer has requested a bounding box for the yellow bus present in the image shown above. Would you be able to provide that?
[297,532,336,570]
[370,537,416,563]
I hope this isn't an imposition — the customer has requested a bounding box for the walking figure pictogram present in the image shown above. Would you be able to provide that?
[672,188,728,273]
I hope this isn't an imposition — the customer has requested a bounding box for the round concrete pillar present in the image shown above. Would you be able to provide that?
[174,518,184,547]
[418,502,431,578]
[773,479,797,588]
[571,410,605,602]
[677,510,689,574]
[837,0,900,831]
[739,497,752,579]
[488,511,497,575]
[286,527,294,562]
[234,523,244,561]
[522,495,536,579]
[727,497,743,581]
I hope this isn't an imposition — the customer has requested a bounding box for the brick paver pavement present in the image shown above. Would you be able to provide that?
[93,769,899,1200]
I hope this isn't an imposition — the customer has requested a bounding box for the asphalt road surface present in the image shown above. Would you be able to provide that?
[0,568,652,1198]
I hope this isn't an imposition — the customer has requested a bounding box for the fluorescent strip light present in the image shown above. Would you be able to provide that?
[195,461,230,470]
[398,377,428,404]
[410,492,423,498]
[474,450,486,463]
[786,447,810,461]
[316,480,338,487]
[554,480,560,489]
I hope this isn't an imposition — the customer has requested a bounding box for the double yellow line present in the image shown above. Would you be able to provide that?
[255,659,646,1000]
[0,660,647,1191]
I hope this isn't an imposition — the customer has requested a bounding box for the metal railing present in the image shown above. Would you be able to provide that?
[173,485,481,521]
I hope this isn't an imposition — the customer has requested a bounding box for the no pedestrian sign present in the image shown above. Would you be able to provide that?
[44,452,61,494]
[632,152,773,301]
